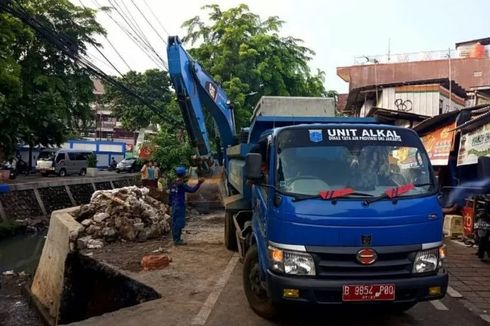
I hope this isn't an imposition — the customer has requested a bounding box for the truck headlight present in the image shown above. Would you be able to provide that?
[268,246,316,276]
[412,248,440,273]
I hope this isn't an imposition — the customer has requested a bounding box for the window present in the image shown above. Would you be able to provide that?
[56,153,65,163]
[77,152,90,160]
[276,127,435,198]
[68,152,77,160]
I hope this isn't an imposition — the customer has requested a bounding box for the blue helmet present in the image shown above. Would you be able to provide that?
[175,166,186,176]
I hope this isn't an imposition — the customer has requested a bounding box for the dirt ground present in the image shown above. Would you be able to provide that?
[82,211,225,273]
[0,274,43,326]
[70,210,233,326]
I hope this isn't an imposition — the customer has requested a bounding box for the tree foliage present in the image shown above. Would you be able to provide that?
[151,128,194,175]
[103,69,174,132]
[182,4,327,129]
[0,0,104,157]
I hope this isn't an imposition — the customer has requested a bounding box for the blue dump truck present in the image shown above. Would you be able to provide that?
[167,37,447,318]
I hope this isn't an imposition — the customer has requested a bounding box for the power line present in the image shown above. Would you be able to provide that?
[105,0,167,69]
[142,0,170,37]
[91,0,166,70]
[130,0,167,45]
[104,36,132,71]
[78,0,132,72]
[76,0,124,76]
[1,0,178,125]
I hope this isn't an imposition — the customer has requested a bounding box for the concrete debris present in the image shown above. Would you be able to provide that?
[2,270,14,276]
[87,239,104,249]
[93,212,109,223]
[74,186,170,250]
[77,235,92,249]
[81,219,92,227]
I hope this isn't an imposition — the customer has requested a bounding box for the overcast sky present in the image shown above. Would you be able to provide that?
[78,0,490,93]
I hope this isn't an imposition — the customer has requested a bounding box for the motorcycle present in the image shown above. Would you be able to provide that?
[474,195,490,260]
[15,158,31,176]
[0,161,16,179]
[108,159,118,171]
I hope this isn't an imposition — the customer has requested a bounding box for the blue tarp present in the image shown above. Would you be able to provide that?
[0,183,10,193]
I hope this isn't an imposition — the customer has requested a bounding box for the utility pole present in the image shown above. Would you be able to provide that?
[448,48,452,112]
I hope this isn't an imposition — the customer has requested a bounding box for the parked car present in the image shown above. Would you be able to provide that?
[116,157,141,173]
[36,149,92,177]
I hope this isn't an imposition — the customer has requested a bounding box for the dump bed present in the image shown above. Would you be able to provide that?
[251,96,336,120]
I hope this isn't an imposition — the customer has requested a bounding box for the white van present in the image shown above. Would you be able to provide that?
[36,149,92,177]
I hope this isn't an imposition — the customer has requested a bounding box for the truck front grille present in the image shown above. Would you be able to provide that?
[311,251,416,279]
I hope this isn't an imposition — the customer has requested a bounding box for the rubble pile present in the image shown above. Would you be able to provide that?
[74,186,170,249]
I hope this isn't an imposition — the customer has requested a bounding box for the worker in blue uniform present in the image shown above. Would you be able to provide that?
[168,166,205,245]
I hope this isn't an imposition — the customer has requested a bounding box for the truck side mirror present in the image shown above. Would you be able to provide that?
[245,153,262,181]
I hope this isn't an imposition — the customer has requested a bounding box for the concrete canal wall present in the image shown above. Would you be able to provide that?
[0,174,139,222]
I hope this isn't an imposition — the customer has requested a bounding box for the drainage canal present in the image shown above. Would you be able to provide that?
[57,252,161,324]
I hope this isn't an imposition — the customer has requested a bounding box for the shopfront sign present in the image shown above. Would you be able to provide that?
[457,122,490,166]
[421,123,455,166]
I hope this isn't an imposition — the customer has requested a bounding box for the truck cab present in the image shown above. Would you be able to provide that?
[166,37,447,319]
[238,123,447,317]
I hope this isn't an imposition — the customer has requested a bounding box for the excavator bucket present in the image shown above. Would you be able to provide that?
[186,166,224,212]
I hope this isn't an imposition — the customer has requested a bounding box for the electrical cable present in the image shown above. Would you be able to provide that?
[0,0,178,124]
[91,0,165,70]
[142,0,170,37]
[105,0,167,69]
[80,0,133,71]
[130,0,167,45]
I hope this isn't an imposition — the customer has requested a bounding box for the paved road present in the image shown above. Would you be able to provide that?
[204,257,488,326]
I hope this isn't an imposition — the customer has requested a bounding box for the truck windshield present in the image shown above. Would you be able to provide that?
[38,151,55,161]
[276,127,435,198]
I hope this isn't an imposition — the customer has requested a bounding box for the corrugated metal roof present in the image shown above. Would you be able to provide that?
[414,105,490,135]
[455,37,490,48]
[455,106,490,133]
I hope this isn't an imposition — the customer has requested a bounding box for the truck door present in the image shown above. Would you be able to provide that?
[252,139,272,268]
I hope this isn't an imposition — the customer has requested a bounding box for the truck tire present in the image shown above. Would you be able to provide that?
[59,168,67,177]
[243,245,278,319]
[224,211,238,251]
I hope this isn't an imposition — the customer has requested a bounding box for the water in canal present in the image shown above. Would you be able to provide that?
[0,232,46,274]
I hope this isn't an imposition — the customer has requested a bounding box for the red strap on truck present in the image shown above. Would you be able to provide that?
[320,188,353,200]
[384,183,415,198]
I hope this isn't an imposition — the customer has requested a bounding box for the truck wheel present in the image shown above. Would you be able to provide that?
[224,211,238,251]
[243,245,278,319]
[59,168,67,177]
[79,168,86,176]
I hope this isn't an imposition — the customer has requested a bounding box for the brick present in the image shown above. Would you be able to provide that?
[479,292,490,298]
[141,254,171,271]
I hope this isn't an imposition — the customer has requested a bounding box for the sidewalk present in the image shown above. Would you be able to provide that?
[446,239,490,318]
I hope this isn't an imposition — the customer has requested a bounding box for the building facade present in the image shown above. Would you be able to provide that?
[337,38,490,116]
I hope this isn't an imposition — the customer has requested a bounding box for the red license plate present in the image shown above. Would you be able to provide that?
[342,284,395,302]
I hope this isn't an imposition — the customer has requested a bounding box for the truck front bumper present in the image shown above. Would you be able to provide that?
[267,269,448,304]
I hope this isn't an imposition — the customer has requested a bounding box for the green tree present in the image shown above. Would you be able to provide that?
[151,128,193,176]
[103,69,192,173]
[103,69,175,134]
[182,4,327,129]
[0,0,104,163]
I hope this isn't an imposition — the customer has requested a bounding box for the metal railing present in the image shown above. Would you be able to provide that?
[354,49,460,65]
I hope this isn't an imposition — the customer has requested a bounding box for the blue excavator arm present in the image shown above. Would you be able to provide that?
[167,36,236,157]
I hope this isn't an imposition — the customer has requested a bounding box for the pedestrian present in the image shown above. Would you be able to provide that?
[147,161,156,188]
[168,166,205,245]
[140,160,149,187]
[154,162,161,188]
